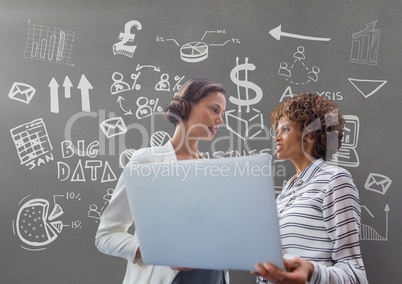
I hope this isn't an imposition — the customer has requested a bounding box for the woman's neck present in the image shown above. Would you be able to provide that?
[292,156,315,177]
[170,126,200,160]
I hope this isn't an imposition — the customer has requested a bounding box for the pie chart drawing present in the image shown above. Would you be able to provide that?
[180,41,208,63]
[13,198,64,250]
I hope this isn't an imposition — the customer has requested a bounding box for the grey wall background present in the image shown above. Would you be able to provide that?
[1,0,401,283]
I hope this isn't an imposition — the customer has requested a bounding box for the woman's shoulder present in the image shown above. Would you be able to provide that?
[129,142,174,164]
[322,162,351,175]
[319,162,356,187]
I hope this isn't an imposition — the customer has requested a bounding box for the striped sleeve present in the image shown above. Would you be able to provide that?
[309,170,367,284]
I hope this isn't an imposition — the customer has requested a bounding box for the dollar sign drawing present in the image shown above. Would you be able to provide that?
[230,57,263,112]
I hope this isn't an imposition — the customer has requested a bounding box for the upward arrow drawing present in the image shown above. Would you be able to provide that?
[269,25,331,41]
[63,76,73,98]
[77,74,93,112]
[49,78,60,113]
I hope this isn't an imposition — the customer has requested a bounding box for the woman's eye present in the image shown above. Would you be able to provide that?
[275,127,289,136]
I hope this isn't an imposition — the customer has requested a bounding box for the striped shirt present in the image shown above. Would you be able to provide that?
[258,159,368,284]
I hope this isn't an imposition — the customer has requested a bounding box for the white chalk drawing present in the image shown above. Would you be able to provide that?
[136,64,161,72]
[225,57,265,140]
[348,78,387,98]
[23,20,75,66]
[119,149,135,168]
[12,194,82,251]
[278,46,321,85]
[172,75,186,91]
[279,86,297,102]
[180,41,209,63]
[117,96,133,116]
[329,115,360,167]
[63,76,73,98]
[57,159,117,183]
[269,25,331,41]
[360,204,390,241]
[110,71,143,96]
[10,118,54,170]
[8,82,36,104]
[113,20,142,58]
[110,67,184,115]
[155,74,186,92]
[150,131,171,147]
[49,75,92,113]
[100,117,127,138]
[77,74,92,112]
[364,173,392,195]
[156,29,239,63]
[230,57,263,112]
[13,197,63,250]
[110,72,132,95]
[315,91,343,101]
[131,72,142,91]
[88,188,114,222]
[59,140,117,183]
[155,73,171,91]
[135,97,163,119]
[350,20,380,65]
[225,108,265,140]
[61,140,100,159]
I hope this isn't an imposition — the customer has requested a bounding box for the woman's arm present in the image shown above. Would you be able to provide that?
[255,169,368,284]
[95,173,139,263]
[308,170,367,283]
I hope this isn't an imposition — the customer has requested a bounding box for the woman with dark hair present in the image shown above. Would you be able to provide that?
[255,93,368,284]
[96,79,228,284]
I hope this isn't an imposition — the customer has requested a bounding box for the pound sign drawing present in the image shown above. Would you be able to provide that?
[112,20,142,58]
[230,57,263,112]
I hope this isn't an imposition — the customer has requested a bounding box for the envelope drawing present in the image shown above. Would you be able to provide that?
[100,117,127,138]
[8,82,36,104]
[364,173,392,195]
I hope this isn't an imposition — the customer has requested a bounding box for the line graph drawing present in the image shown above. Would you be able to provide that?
[360,205,389,241]
[23,20,75,66]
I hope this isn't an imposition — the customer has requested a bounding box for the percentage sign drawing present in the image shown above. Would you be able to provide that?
[71,220,82,229]
[156,36,165,42]
[136,97,163,119]
[232,38,240,44]
[149,98,163,112]
[173,75,185,91]
[66,192,81,201]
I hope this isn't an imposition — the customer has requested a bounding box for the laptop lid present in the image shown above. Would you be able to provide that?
[123,154,284,271]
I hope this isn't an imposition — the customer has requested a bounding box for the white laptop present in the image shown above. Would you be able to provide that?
[123,154,284,271]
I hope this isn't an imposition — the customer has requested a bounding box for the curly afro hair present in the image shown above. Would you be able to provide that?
[270,93,345,161]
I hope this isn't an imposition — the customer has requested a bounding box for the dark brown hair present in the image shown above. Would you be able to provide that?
[163,79,225,125]
[270,93,345,160]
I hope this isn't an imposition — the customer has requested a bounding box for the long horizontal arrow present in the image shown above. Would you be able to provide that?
[269,25,331,41]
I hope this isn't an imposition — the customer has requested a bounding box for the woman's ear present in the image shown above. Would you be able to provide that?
[302,134,315,144]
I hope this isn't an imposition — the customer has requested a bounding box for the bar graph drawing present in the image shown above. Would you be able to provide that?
[350,20,380,66]
[23,21,75,66]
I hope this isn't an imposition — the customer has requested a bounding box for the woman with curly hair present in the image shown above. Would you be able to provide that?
[96,79,228,284]
[255,93,368,284]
